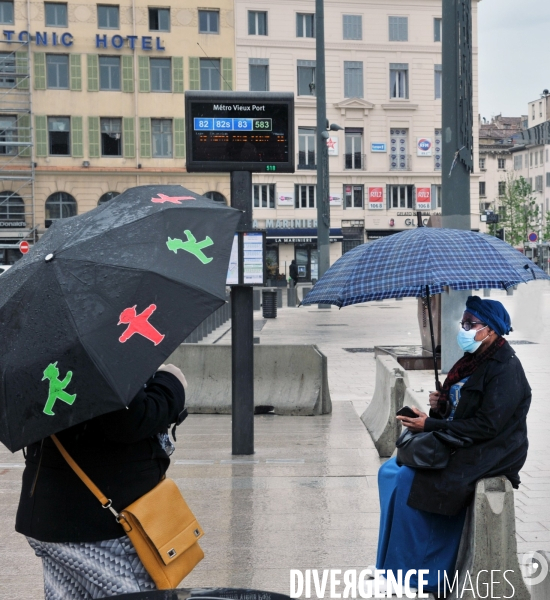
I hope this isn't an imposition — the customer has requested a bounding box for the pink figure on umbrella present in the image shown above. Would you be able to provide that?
[118,304,165,345]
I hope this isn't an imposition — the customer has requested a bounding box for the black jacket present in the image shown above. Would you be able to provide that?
[15,371,185,543]
[407,340,531,516]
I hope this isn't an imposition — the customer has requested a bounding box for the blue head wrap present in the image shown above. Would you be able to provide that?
[465,296,512,336]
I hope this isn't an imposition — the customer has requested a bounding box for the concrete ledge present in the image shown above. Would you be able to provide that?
[167,344,332,416]
[360,355,408,457]
[448,477,530,600]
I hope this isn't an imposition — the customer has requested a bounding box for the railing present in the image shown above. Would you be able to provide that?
[344,153,366,170]
[297,152,316,170]
[389,154,412,171]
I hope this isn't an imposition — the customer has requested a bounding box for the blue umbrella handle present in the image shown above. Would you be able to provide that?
[425,285,440,391]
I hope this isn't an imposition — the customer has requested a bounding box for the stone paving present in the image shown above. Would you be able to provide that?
[1,282,549,598]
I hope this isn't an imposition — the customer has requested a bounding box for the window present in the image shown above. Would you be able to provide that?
[298,127,316,169]
[388,185,413,208]
[0,52,15,88]
[479,157,486,170]
[390,63,408,99]
[389,128,409,170]
[0,191,23,219]
[434,128,442,171]
[46,54,69,89]
[498,181,507,196]
[344,61,363,98]
[344,185,364,208]
[48,116,70,155]
[0,1,14,24]
[530,152,533,167]
[535,152,538,166]
[200,58,220,91]
[253,184,275,208]
[540,149,544,164]
[199,10,219,34]
[295,184,316,208]
[389,16,408,41]
[100,117,122,156]
[99,56,120,90]
[204,191,227,204]
[535,176,543,192]
[98,5,119,29]
[297,60,315,96]
[45,3,67,27]
[479,181,486,197]
[434,64,442,100]
[45,191,76,220]
[432,184,442,208]
[249,59,269,92]
[248,11,267,35]
[540,102,543,117]
[434,18,441,42]
[149,7,170,31]
[345,129,363,170]
[547,149,548,163]
[98,191,119,205]
[514,154,523,170]
[498,158,506,170]
[546,173,550,188]
[528,177,533,190]
[0,115,16,155]
[343,15,362,40]
[150,58,171,92]
[297,13,314,38]
[152,118,172,158]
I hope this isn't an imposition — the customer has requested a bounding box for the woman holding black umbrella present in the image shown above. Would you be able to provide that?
[15,363,187,598]
[366,296,531,597]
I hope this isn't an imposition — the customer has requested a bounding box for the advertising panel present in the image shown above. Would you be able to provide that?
[368,187,384,210]
[417,138,433,157]
[416,187,432,210]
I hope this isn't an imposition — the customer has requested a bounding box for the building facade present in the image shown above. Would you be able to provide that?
[0,0,235,264]
[235,0,481,281]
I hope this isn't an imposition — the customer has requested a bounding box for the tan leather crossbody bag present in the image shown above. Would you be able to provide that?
[51,434,204,590]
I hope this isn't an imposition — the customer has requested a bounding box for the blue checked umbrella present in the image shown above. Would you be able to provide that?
[302,225,550,387]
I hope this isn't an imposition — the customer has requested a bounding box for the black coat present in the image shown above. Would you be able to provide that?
[15,371,185,543]
[408,340,531,516]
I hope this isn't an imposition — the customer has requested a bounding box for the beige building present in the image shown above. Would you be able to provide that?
[235,0,481,281]
[0,0,235,264]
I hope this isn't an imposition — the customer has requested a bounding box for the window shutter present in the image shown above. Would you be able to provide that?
[70,54,82,91]
[123,117,135,158]
[34,115,48,157]
[88,116,100,158]
[87,54,99,92]
[19,115,31,157]
[222,58,233,90]
[33,52,46,90]
[138,56,150,92]
[188,57,200,90]
[122,55,134,93]
[174,118,185,158]
[400,18,408,41]
[16,52,29,90]
[139,117,151,158]
[172,57,184,93]
[386,184,391,209]
[431,184,437,209]
[71,116,83,157]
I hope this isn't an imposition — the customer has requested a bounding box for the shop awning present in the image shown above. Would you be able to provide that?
[266,228,343,243]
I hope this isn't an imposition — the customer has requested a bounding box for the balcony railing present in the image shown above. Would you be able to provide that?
[389,154,412,171]
[344,153,366,170]
[297,151,316,170]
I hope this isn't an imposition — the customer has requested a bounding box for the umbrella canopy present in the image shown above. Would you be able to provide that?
[0,185,241,452]
[302,228,550,308]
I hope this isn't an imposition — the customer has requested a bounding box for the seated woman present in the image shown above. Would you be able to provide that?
[370,296,531,596]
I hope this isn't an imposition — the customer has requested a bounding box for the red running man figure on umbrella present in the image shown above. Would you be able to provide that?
[118,304,165,346]
[42,362,77,416]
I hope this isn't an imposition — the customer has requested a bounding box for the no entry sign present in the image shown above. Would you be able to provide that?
[19,240,30,254]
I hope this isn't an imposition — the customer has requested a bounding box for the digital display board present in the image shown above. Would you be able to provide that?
[185,92,295,173]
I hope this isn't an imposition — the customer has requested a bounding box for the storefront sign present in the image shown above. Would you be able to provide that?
[2,31,166,50]
[416,188,431,210]
[0,220,26,228]
[277,192,294,206]
[371,143,387,153]
[368,187,384,210]
[327,137,338,156]
[329,192,342,206]
[417,138,433,156]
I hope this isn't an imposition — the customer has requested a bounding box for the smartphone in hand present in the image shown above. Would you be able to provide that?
[396,406,418,419]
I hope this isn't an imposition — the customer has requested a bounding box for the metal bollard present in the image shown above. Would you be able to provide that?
[287,286,297,308]
[253,289,261,311]
[277,288,283,308]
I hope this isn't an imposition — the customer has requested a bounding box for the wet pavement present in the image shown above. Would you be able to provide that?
[1,282,549,598]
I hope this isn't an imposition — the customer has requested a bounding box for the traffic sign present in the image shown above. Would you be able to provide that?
[528,232,538,243]
[19,240,29,254]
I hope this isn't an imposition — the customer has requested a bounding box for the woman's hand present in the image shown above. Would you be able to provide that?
[397,407,428,432]
[429,390,441,411]
[157,364,188,390]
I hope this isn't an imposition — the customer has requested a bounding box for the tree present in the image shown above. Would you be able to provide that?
[496,174,539,246]
[543,212,550,242]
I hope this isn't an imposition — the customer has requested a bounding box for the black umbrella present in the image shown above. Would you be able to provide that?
[0,185,241,452]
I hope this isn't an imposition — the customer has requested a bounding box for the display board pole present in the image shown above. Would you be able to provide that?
[230,171,254,455]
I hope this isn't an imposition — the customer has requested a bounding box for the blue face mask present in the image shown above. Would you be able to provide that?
[457,326,488,353]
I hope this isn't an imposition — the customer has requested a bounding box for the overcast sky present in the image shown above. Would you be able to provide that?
[478,0,550,119]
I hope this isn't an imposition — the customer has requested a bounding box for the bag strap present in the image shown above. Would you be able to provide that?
[50,434,120,520]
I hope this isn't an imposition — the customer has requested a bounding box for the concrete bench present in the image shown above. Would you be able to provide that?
[167,344,332,416]
[360,355,409,457]
[446,477,530,600]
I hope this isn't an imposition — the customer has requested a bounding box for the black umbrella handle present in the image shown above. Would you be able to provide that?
[425,285,440,391]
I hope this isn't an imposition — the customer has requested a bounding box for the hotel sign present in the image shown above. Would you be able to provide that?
[2,30,166,50]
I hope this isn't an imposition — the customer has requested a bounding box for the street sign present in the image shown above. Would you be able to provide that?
[185,91,295,173]
[19,240,29,254]
[528,232,538,242]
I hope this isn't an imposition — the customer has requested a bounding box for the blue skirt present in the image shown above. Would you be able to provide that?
[376,457,467,593]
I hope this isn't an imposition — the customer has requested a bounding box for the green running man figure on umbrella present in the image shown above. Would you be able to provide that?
[166,229,214,264]
[42,362,76,416]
